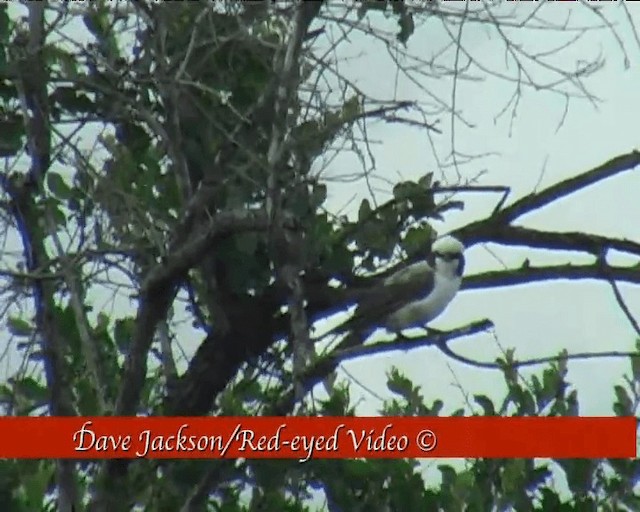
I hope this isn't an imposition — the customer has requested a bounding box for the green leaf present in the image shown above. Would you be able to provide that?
[358,218,394,256]
[43,45,79,80]
[116,121,151,155]
[401,225,433,257]
[0,7,8,73]
[519,388,536,416]
[501,459,525,497]
[613,385,633,416]
[358,199,372,222]
[340,95,361,121]
[0,6,9,40]
[0,383,13,404]
[556,349,568,376]
[21,462,54,510]
[46,172,72,200]
[556,459,595,496]
[397,12,415,45]
[428,399,443,416]
[438,465,457,487]
[566,389,579,416]
[540,488,562,509]
[55,305,82,357]
[393,181,420,201]
[50,87,96,115]
[387,368,415,399]
[12,377,49,406]
[96,312,110,331]
[499,355,518,387]
[0,115,24,157]
[7,317,32,337]
[474,394,496,416]
[531,374,542,395]
[539,368,559,409]
[630,346,640,383]
[357,0,388,19]
[418,172,433,189]
[43,198,67,226]
[310,183,327,209]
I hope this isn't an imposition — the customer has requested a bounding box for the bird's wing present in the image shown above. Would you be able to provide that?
[335,272,435,350]
[383,260,433,286]
[345,269,435,332]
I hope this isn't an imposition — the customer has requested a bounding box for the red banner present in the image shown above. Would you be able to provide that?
[0,416,635,459]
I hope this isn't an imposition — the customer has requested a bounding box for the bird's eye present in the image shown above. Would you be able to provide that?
[436,252,460,261]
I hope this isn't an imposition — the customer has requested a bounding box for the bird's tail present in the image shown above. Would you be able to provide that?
[335,331,363,351]
[334,324,377,351]
[312,318,373,352]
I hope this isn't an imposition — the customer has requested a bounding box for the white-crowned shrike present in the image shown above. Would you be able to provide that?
[336,235,465,349]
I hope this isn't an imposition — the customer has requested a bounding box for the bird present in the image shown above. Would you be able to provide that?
[335,235,465,350]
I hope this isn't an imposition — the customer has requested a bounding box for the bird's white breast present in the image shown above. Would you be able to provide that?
[384,272,461,331]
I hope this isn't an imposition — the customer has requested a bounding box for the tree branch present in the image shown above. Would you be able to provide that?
[115,209,274,419]
[336,319,494,361]
[472,225,640,257]
[91,209,279,509]
[143,209,272,295]
[438,344,639,370]
[462,262,640,290]
[272,320,494,415]
[492,150,640,224]
[6,3,79,510]
[606,277,640,338]
[447,150,640,251]
[265,1,324,402]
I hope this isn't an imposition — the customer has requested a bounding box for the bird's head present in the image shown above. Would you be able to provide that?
[431,235,465,277]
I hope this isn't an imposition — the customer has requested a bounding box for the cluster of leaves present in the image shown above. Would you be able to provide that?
[382,348,640,512]
[2,310,142,416]
[1,341,638,510]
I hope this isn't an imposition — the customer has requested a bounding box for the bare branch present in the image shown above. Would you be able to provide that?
[491,150,640,224]
[336,319,494,362]
[272,319,494,415]
[607,277,640,338]
[462,263,640,291]
[438,343,639,371]
[471,226,640,258]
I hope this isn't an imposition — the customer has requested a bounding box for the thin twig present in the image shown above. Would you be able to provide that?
[438,343,639,371]
[607,278,640,338]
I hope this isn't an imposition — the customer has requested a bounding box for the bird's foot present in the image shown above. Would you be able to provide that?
[392,328,443,340]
